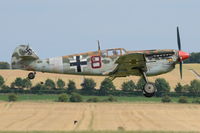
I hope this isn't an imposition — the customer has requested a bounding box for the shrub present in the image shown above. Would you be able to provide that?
[121,80,136,92]
[174,83,183,93]
[136,77,146,91]
[45,79,56,89]
[118,126,125,131]
[188,80,200,96]
[57,79,65,89]
[182,84,190,92]
[0,75,5,87]
[0,62,10,69]
[1,85,10,90]
[86,97,100,102]
[107,96,117,102]
[103,96,117,102]
[67,80,77,94]
[81,78,96,91]
[58,94,68,102]
[8,94,17,102]
[178,96,188,103]
[161,95,171,103]
[31,83,45,91]
[192,98,200,104]
[99,78,115,96]
[22,78,32,89]
[11,77,23,89]
[155,78,170,96]
[11,78,32,90]
[69,93,83,102]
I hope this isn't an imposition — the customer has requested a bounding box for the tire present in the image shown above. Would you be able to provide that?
[28,72,35,80]
[143,82,156,97]
[143,90,155,97]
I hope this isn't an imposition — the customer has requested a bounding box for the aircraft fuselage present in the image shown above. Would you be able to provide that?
[25,48,178,77]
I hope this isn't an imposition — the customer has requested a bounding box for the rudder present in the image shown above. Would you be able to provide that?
[11,45,39,69]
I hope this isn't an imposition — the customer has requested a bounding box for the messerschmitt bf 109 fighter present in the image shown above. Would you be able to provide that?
[11,27,189,97]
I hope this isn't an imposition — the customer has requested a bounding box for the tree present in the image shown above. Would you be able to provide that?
[155,78,170,95]
[44,79,56,89]
[99,78,115,96]
[56,79,65,89]
[22,78,32,89]
[31,83,45,91]
[69,93,83,102]
[58,94,68,102]
[11,78,32,90]
[8,94,17,102]
[0,62,10,69]
[121,80,136,92]
[0,75,5,87]
[11,77,24,89]
[81,78,96,92]
[136,77,146,91]
[184,52,200,63]
[1,85,10,90]
[67,80,77,94]
[175,83,189,93]
[188,80,200,96]
[174,83,183,93]
[182,84,190,92]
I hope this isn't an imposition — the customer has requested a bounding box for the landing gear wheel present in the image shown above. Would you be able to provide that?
[143,90,155,97]
[28,72,36,80]
[143,82,156,97]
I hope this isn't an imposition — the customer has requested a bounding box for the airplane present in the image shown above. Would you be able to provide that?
[11,27,189,97]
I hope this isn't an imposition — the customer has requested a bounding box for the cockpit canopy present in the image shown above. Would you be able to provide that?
[101,48,127,57]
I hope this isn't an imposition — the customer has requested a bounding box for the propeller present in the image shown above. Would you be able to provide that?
[176,27,190,79]
[177,27,183,79]
[97,40,101,55]
[177,27,181,51]
[97,40,100,51]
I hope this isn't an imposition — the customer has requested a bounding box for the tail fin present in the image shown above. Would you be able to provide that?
[11,45,39,69]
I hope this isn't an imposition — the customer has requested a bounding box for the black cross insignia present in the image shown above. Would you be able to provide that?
[24,47,33,55]
[70,56,87,72]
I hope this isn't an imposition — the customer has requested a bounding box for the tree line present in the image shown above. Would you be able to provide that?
[0,75,200,97]
[184,52,200,63]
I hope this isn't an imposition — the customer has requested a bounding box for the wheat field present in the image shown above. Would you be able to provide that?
[0,64,200,132]
[0,102,200,132]
[0,64,199,89]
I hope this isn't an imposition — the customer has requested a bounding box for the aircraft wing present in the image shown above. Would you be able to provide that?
[112,53,147,77]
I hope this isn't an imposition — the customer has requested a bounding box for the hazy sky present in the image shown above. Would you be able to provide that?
[0,0,200,62]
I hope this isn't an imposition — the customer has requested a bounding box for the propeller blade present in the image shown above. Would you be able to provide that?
[177,27,181,50]
[180,61,183,79]
[97,40,100,51]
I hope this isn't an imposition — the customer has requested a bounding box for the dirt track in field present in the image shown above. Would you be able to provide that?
[0,102,200,132]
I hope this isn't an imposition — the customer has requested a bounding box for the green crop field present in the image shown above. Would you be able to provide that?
[0,94,197,103]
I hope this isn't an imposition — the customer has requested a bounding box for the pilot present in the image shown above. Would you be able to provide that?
[113,50,118,56]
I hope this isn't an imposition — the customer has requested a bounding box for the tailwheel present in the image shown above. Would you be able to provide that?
[28,72,36,80]
[143,82,156,98]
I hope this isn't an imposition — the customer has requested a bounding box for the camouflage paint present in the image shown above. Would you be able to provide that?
[11,45,179,77]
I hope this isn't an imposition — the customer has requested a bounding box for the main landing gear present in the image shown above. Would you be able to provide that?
[141,71,157,97]
[28,72,36,80]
